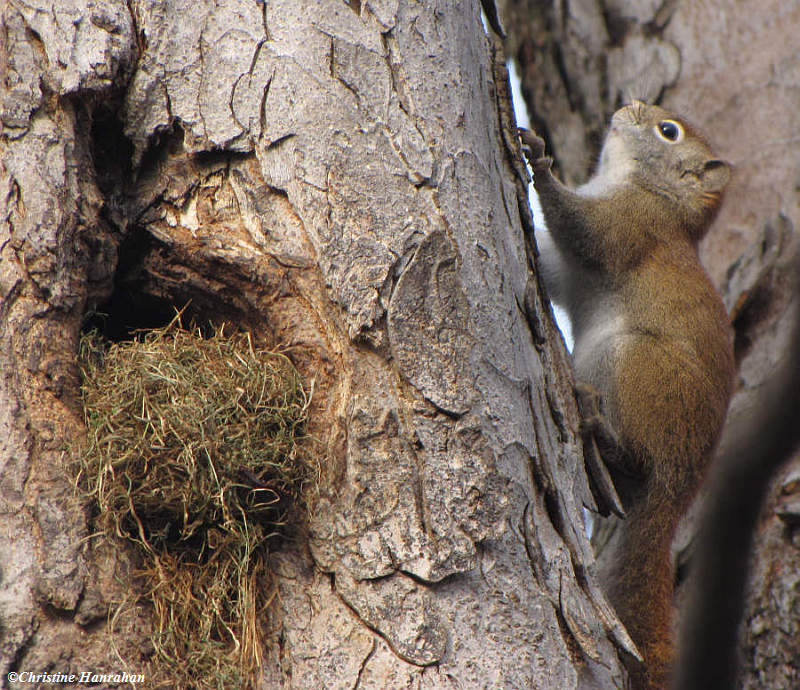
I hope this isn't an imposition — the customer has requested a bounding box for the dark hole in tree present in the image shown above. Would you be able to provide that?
[83,227,183,340]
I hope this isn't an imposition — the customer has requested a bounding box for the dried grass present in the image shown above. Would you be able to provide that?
[72,320,315,689]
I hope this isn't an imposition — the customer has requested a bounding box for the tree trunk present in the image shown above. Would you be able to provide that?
[1,1,630,686]
[501,0,800,686]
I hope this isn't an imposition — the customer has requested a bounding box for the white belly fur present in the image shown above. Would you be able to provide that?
[572,308,626,388]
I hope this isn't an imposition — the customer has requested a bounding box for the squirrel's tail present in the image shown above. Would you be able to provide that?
[598,487,684,690]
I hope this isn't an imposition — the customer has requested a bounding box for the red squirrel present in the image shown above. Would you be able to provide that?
[521,101,735,689]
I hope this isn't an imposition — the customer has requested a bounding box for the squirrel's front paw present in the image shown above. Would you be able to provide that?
[518,128,552,172]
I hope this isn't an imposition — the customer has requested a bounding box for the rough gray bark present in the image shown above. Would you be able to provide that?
[501,0,800,686]
[0,0,150,676]
[1,1,630,687]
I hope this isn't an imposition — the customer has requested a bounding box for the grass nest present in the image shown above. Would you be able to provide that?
[73,320,316,689]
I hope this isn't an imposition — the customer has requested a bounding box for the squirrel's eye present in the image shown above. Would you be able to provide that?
[655,120,683,143]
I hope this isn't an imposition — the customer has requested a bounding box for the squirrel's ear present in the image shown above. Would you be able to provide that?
[701,159,730,194]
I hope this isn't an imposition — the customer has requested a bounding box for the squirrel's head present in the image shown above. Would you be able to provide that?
[598,101,730,239]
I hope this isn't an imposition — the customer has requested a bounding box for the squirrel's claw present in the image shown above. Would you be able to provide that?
[575,381,626,518]
[518,128,551,172]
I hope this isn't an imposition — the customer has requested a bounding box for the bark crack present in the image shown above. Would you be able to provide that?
[352,636,377,689]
